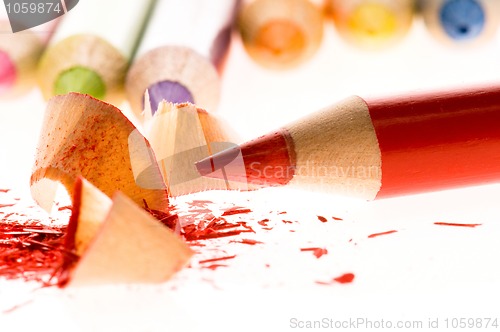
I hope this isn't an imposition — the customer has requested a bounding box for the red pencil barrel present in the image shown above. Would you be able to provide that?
[367,85,500,198]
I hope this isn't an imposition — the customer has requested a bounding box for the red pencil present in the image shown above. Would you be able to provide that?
[196,85,500,199]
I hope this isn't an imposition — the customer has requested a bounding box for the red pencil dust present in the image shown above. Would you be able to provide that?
[221,207,253,216]
[316,273,355,285]
[258,219,270,226]
[231,239,263,245]
[434,222,482,228]
[199,255,236,264]
[188,200,214,207]
[300,247,328,258]
[317,216,327,222]
[368,230,398,238]
[333,273,355,284]
[202,264,228,270]
[197,85,500,199]
[182,217,254,241]
[0,221,76,285]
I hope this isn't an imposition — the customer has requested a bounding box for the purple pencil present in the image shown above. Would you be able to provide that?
[126,0,240,118]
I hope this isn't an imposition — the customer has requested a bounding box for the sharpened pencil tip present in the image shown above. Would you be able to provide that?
[196,130,296,187]
[147,80,195,115]
[195,146,242,177]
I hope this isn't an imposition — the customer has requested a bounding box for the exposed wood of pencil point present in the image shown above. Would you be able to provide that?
[198,96,382,199]
[145,101,252,197]
[37,35,128,104]
[30,92,168,212]
[65,177,112,257]
[65,178,193,286]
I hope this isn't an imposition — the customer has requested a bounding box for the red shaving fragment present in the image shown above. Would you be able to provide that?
[199,255,236,264]
[316,273,355,285]
[0,204,15,209]
[189,200,214,207]
[57,205,72,211]
[142,199,180,234]
[202,264,228,270]
[258,219,269,226]
[334,273,355,284]
[315,281,330,285]
[188,208,212,214]
[300,247,328,258]
[262,227,273,231]
[332,216,343,221]
[188,241,206,247]
[2,299,34,314]
[0,189,10,193]
[278,211,287,215]
[434,222,481,228]
[183,216,254,241]
[231,239,262,245]
[282,220,293,224]
[221,207,252,216]
[317,216,327,223]
[185,228,253,241]
[368,230,398,238]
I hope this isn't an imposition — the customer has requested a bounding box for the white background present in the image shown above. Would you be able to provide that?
[2,12,500,332]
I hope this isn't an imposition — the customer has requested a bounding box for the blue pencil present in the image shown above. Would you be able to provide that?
[420,0,500,45]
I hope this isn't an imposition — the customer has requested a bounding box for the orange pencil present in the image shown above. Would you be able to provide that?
[238,0,325,69]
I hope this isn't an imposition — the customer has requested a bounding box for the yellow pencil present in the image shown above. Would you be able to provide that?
[330,0,415,49]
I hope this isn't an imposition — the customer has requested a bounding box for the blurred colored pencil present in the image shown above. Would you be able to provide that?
[330,0,415,49]
[420,0,500,46]
[0,15,58,98]
[37,0,154,104]
[126,0,239,117]
[238,0,324,69]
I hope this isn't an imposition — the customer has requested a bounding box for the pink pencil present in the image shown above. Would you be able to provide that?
[0,16,59,98]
